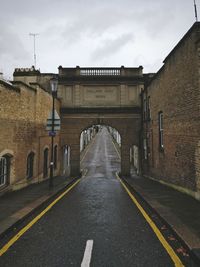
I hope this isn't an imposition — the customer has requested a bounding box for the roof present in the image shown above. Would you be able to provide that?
[163,22,200,63]
[12,81,36,92]
[145,22,200,87]
[0,79,20,92]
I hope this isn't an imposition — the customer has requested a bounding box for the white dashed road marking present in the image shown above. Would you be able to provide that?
[81,240,94,267]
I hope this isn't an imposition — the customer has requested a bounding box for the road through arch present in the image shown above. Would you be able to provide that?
[58,66,143,177]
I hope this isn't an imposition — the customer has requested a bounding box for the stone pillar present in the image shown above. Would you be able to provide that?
[70,143,80,177]
[121,142,131,177]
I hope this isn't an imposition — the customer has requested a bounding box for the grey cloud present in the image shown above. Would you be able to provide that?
[61,0,177,46]
[0,0,195,77]
[0,22,31,75]
[62,9,125,44]
[0,24,30,60]
[91,33,134,61]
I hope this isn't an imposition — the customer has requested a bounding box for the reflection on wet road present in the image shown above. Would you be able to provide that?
[0,127,182,267]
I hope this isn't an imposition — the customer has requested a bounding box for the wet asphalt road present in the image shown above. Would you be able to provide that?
[0,127,180,266]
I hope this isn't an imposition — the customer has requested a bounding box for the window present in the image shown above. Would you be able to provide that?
[158,112,164,150]
[143,98,147,121]
[147,96,151,120]
[143,139,148,159]
[26,152,34,179]
[0,156,10,187]
[54,145,57,169]
[43,148,49,178]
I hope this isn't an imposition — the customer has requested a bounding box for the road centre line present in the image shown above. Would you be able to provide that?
[81,240,94,267]
[0,179,81,257]
[116,173,184,267]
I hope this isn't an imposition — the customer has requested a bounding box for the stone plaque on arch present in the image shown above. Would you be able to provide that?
[82,85,119,106]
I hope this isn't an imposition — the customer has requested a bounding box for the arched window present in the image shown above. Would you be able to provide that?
[43,148,49,178]
[26,152,34,179]
[63,145,70,176]
[64,145,70,166]
[0,156,10,187]
[54,145,57,170]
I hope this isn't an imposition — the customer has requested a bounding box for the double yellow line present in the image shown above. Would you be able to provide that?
[0,179,81,257]
[116,174,184,266]
[0,134,95,257]
[111,135,184,267]
[0,135,185,266]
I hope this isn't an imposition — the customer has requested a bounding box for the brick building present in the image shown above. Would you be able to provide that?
[0,68,61,194]
[142,22,200,200]
[1,22,200,200]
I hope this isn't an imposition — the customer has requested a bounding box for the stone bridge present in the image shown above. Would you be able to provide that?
[58,66,144,177]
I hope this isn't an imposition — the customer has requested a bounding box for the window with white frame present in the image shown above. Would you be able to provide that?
[159,112,164,149]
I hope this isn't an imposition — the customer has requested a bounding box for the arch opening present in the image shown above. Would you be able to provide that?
[80,124,121,175]
[130,145,140,175]
[62,145,71,177]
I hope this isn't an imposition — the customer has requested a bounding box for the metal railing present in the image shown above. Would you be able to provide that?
[80,68,121,76]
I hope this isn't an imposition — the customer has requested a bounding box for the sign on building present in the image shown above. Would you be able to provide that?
[46,110,61,131]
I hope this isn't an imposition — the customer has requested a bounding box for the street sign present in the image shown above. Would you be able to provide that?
[46,109,61,131]
[49,131,56,137]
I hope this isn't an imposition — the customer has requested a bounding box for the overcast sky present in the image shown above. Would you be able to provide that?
[0,0,198,79]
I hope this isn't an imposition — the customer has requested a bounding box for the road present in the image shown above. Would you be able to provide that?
[0,127,196,266]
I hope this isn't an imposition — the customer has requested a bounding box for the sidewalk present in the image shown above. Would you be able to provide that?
[123,173,200,262]
[0,175,76,238]
[0,140,89,240]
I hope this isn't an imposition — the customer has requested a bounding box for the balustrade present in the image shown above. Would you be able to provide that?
[80,68,121,76]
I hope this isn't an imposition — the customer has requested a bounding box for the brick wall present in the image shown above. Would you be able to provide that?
[0,79,61,192]
[143,23,200,196]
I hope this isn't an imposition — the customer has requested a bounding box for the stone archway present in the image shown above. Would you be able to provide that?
[58,66,143,177]
[60,111,140,177]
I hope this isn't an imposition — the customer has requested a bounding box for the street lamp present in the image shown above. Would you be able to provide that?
[49,77,58,189]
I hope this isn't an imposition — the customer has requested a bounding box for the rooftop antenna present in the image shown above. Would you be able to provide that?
[194,0,198,22]
[29,33,39,68]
